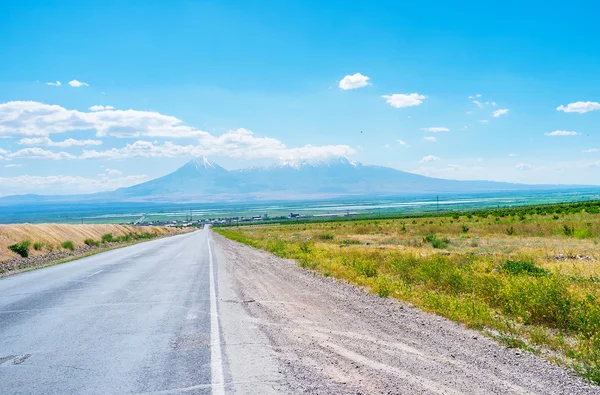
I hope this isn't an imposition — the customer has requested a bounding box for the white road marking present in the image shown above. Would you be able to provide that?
[207,234,225,395]
[87,270,103,277]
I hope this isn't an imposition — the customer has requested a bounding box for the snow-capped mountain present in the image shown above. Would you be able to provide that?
[0,157,580,204]
[106,156,566,202]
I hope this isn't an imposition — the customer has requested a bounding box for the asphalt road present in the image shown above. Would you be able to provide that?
[0,228,283,395]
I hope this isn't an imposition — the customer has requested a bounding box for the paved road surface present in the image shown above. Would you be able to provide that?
[0,228,282,394]
[1,228,597,394]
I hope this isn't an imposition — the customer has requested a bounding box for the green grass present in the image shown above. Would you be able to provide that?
[215,207,600,384]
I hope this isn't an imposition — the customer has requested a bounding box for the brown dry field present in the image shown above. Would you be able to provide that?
[0,223,186,262]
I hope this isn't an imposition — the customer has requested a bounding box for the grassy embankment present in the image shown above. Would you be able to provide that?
[1,224,188,275]
[215,201,600,384]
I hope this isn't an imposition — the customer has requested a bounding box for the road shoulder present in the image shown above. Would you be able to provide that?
[212,231,597,394]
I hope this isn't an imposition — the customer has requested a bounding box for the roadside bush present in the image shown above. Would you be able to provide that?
[423,234,449,249]
[8,241,30,258]
[431,237,449,249]
[61,241,75,251]
[563,225,575,237]
[84,238,99,247]
[501,260,548,276]
[101,233,115,243]
[317,233,334,240]
[33,242,44,251]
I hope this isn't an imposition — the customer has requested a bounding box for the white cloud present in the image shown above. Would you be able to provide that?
[473,100,483,109]
[545,130,579,136]
[420,127,449,133]
[424,136,437,142]
[18,137,102,147]
[509,153,517,157]
[384,144,391,148]
[0,174,148,196]
[516,163,531,170]
[492,108,509,117]
[89,105,115,111]
[0,101,209,138]
[46,81,61,87]
[0,148,8,155]
[4,164,22,168]
[101,168,123,176]
[583,148,600,153]
[8,148,76,160]
[468,94,482,99]
[68,80,89,87]
[397,139,407,146]
[382,93,426,108]
[338,73,371,90]
[0,102,355,161]
[80,129,356,161]
[420,155,440,163]
[557,101,600,114]
[479,120,489,124]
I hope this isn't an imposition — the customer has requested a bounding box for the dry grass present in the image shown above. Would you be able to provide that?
[0,224,185,262]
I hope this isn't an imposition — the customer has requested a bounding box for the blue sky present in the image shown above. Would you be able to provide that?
[0,0,599,195]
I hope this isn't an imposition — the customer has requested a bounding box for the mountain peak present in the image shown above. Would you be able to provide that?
[184,156,221,170]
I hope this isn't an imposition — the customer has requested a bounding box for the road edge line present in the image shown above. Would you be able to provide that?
[207,232,226,395]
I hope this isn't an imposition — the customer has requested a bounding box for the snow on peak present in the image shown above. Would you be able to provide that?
[274,157,359,169]
[185,156,220,170]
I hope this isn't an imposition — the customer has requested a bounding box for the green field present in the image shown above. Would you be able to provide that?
[215,200,600,384]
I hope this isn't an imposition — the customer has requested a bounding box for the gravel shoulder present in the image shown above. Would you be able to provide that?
[213,232,598,395]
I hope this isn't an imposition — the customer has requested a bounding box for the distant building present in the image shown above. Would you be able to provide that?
[290,213,300,218]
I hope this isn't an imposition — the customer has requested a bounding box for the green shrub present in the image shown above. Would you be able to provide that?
[506,226,515,235]
[8,241,29,258]
[461,224,470,233]
[423,234,449,249]
[563,225,575,237]
[84,238,99,247]
[501,260,549,276]
[33,242,44,251]
[101,233,115,243]
[61,241,75,251]
[340,239,361,245]
[432,237,449,249]
[317,233,334,240]
[423,234,436,243]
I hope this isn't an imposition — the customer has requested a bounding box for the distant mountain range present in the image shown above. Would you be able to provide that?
[0,157,590,205]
